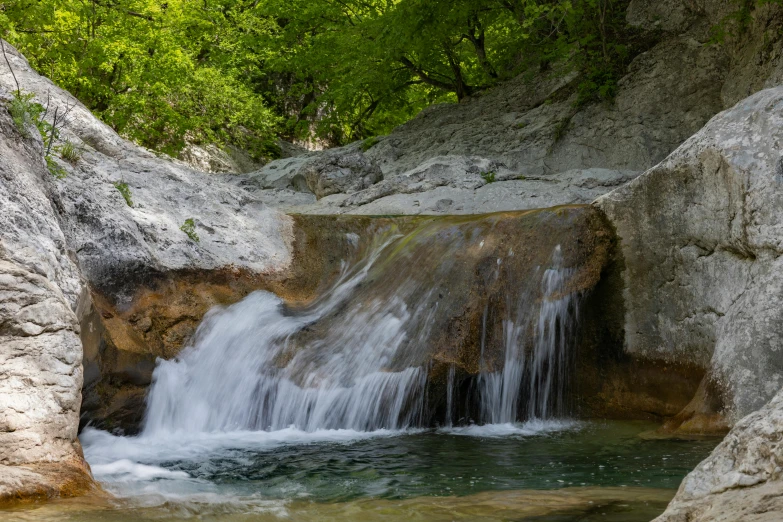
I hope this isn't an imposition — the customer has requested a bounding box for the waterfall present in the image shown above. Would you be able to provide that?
[528,246,577,419]
[142,222,582,436]
[470,245,576,425]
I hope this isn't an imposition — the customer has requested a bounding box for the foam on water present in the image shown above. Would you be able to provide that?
[440,419,579,438]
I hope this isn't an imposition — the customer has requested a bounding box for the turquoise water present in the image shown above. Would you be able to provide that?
[4,421,717,522]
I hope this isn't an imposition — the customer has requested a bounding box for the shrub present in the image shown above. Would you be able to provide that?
[180,218,199,242]
[7,93,45,139]
[361,136,380,152]
[45,156,67,179]
[113,181,133,207]
[480,171,496,184]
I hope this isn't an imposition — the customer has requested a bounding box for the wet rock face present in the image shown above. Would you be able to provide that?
[597,87,783,425]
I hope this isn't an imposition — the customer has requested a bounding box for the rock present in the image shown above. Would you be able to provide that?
[278,139,309,158]
[654,388,783,521]
[240,143,383,199]
[242,155,313,192]
[0,461,95,506]
[597,87,783,426]
[0,41,296,302]
[179,142,264,174]
[0,95,88,494]
[301,143,383,199]
[240,1,783,217]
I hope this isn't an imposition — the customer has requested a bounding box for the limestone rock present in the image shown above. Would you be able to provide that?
[273,166,639,216]
[597,87,783,424]
[242,155,313,192]
[654,388,783,521]
[301,144,383,199]
[179,142,263,174]
[0,102,84,467]
[0,461,95,506]
[0,40,295,304]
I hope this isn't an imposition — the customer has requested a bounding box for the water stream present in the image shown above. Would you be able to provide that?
[2,211,718,521]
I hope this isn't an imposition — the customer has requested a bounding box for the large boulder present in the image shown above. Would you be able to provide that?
[597,87,783,428]
[654,388,783,521]
[301,144,383,199]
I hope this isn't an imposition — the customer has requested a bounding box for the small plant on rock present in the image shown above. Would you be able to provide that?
[113,181,133,207]
[56,140,80,163]
[180,218,199,242]
[480,171,496,184]
[8,93,44,137]
[45,156,67,179]
[3,41,76,178]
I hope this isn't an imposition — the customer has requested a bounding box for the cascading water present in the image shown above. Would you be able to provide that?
[66,211,714,522]
[143,236,434,434]
[142,224,580,436]
[470,245,576,426]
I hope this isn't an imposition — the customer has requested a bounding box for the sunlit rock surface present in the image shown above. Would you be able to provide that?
[0,91,92,502]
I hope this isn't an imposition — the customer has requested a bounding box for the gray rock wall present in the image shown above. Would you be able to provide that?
[597,87,783,423]
[0,100,83,467]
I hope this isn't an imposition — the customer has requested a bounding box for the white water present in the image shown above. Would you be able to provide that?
[143,236,433,435]
[142,241,577,436]
[475,245,576,425]
[81,234,583,509]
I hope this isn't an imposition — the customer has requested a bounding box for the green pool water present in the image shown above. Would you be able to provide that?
[3,421,718,522]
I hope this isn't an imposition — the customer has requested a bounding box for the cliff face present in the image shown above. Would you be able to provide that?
[598,87,783,426]
[242,0,783,217]
[0,90,91,502]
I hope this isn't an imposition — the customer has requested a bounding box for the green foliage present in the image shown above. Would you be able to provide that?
[8,93,45,138]
[710,0,781,44]
[180,218,199,242]
[5,90,72,176]
[113,181,133,207]
[4,0,647,151]
[56,140,80,163]
[361,136,381,152]
[4,0,278,156]
[46,156,67,179]
[480,171,496,184]
[566,0,642,108]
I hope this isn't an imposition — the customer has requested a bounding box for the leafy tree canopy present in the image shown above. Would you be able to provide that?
[0,0,644,156]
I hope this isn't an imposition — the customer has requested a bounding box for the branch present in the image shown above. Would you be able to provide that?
[1,40,21,96]
[398,57,454,92]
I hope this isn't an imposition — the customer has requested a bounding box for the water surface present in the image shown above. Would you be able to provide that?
[5,421,716,522]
